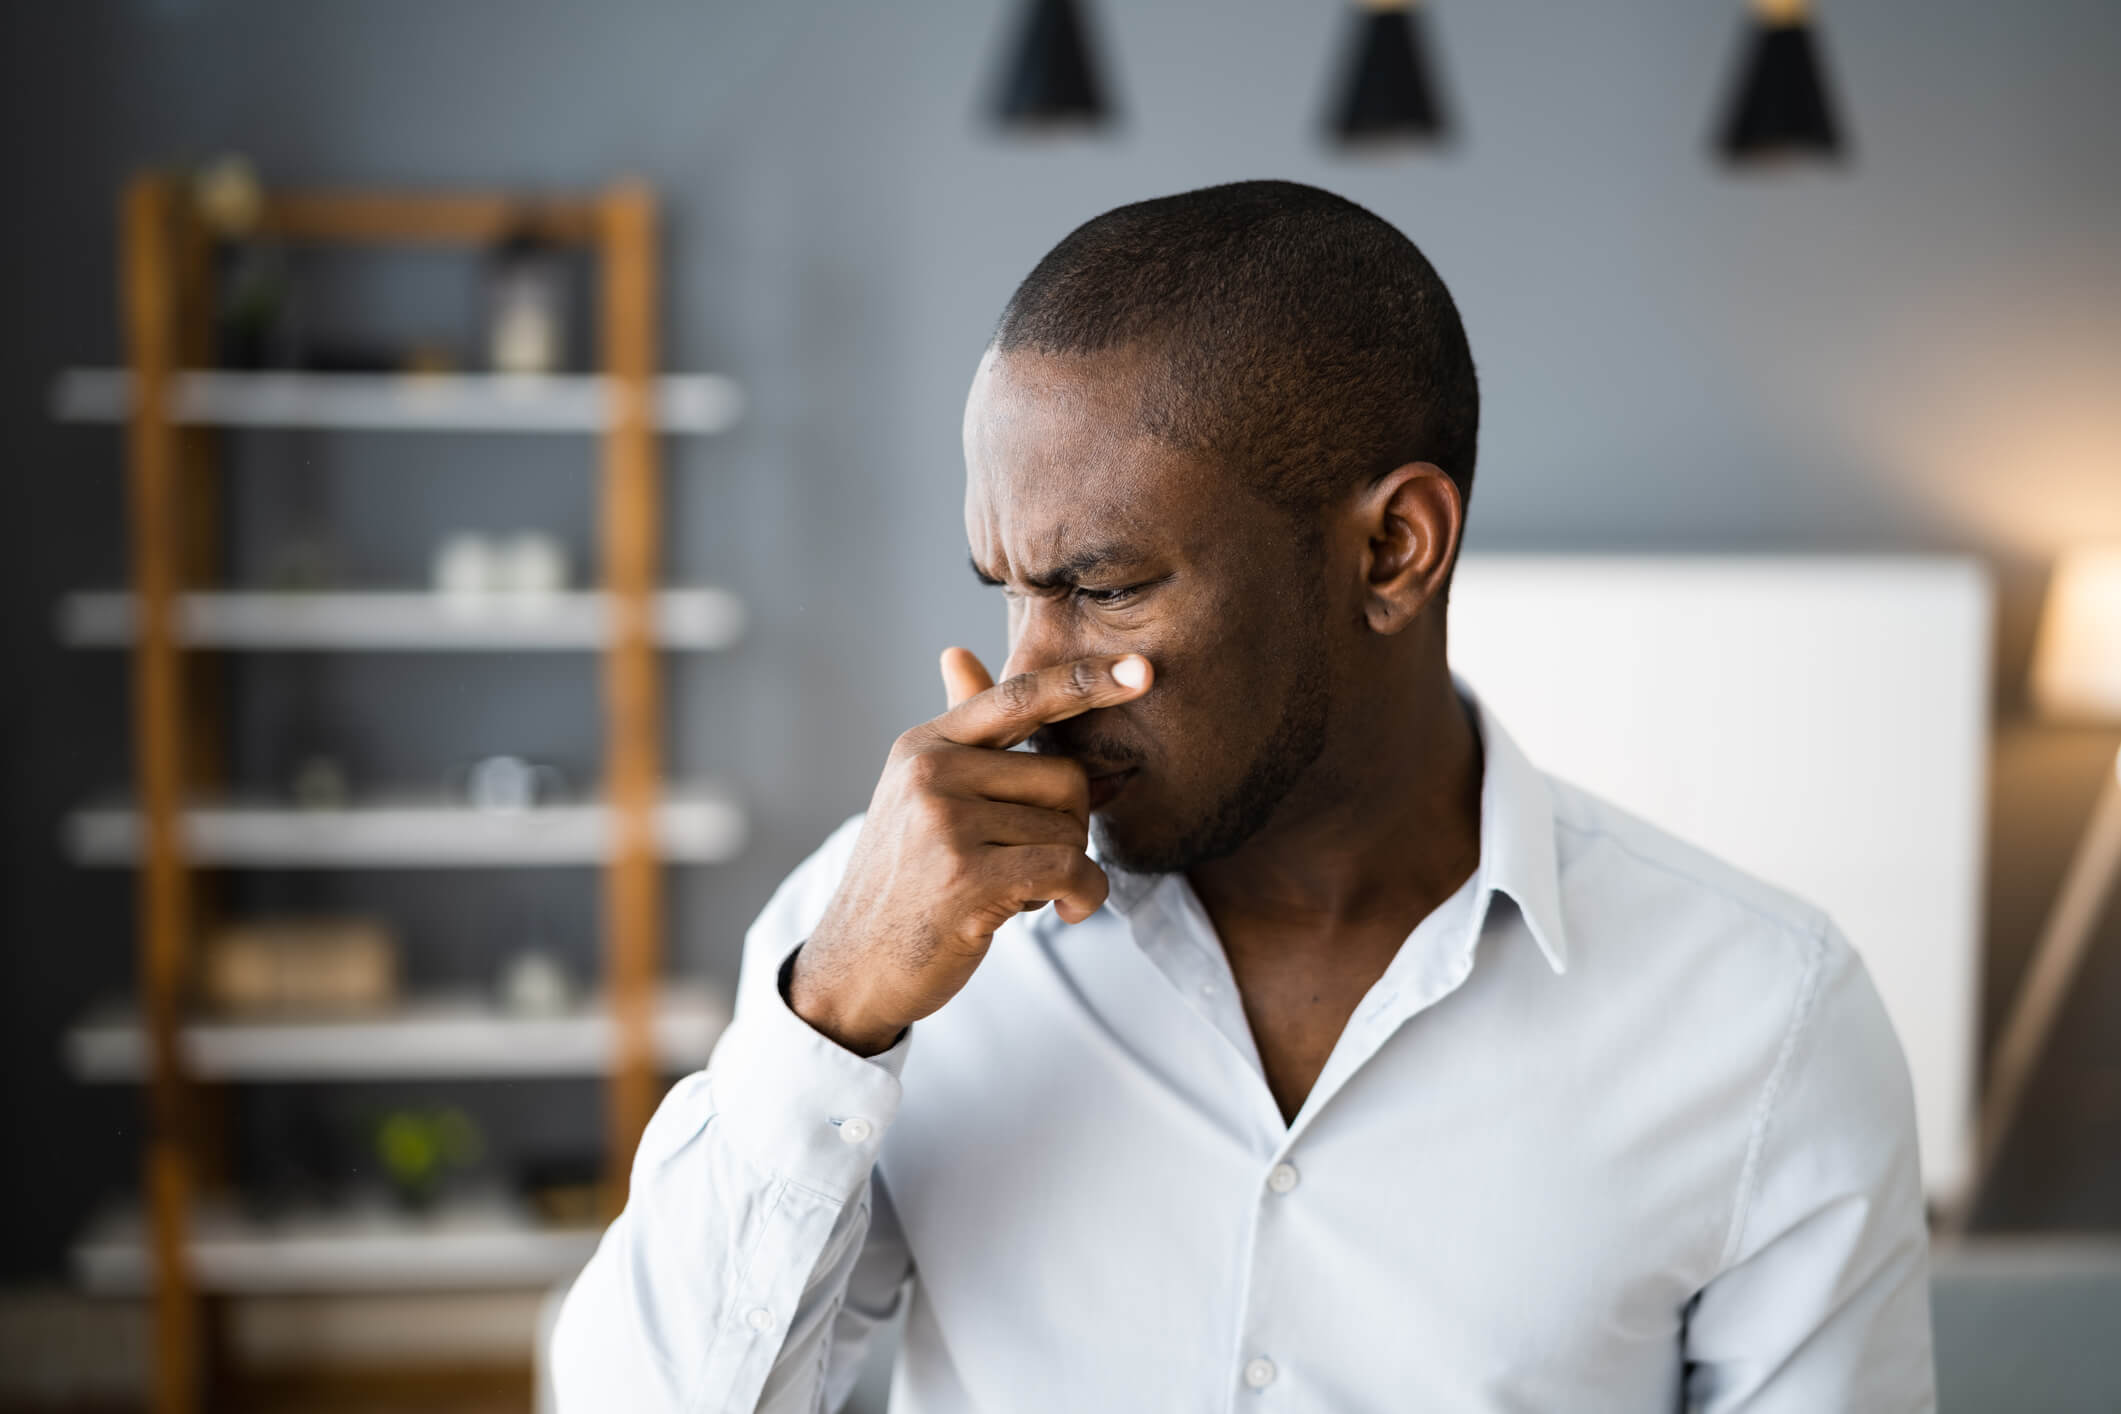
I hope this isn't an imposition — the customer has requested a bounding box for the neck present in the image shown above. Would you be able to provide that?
[1186,646,1483,931]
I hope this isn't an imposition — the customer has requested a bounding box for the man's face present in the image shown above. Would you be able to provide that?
[962,346,1334,876]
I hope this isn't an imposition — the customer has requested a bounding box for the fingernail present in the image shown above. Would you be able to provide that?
[1112,656,1149,690]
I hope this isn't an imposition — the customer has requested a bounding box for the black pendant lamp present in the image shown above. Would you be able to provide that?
[1714,0,1848,164]
[991,0,1114,131]
[1328,0,1453,147]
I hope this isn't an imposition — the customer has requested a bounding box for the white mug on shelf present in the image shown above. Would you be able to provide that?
[460,755,567,814]
[434,533,496,599]
[496,532,569,595]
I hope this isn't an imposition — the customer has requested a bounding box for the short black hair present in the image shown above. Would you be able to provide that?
[992,180,1479,519]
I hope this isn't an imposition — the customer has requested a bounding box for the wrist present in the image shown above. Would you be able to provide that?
[783,944,904,1057]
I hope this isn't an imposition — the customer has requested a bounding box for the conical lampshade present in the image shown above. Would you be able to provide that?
[1715,0,1847,163]
[992,0,1113,130]
[1329,0,1452,147]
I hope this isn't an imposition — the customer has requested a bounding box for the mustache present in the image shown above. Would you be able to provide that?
[1026,724,1145,774]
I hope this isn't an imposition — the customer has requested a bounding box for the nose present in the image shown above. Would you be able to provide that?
[1000,597,1080,682]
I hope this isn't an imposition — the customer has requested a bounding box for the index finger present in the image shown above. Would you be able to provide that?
[930,654,1152,750]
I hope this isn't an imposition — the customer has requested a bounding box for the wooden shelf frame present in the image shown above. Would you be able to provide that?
[98,177,707,1413]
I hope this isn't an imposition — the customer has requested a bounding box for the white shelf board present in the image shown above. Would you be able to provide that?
[58,588,745,651]
[73,1197,599,1295]
[67,982,731,1082]
[66,783,746,868]
[52,367,743,434]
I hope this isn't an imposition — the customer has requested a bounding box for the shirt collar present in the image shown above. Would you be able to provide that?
[1457,674,1570,975]
[1093,676,1571,977]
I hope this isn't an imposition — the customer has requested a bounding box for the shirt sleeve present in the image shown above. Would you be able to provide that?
[1682,919,1938,1413]
[550,815,916,1414]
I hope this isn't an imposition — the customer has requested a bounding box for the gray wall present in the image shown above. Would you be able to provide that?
[4,0,2120,1278]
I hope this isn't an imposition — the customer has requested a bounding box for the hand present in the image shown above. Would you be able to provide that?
[787,648,1153,1055]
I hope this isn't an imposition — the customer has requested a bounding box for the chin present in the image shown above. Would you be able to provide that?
[1090,809,1191,878]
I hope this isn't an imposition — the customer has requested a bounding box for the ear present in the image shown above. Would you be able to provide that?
[1350,463,1462,635]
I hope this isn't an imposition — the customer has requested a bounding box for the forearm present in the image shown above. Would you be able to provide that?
[550,970,911,1411]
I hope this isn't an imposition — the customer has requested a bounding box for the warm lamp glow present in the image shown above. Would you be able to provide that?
[2031,547,2121,721]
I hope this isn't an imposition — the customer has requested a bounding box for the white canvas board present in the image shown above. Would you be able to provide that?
[1448,555,1992,1204]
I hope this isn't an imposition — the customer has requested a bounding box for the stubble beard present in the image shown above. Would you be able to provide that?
[1091,646,1331,878]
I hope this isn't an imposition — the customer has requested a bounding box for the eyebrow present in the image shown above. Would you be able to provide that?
[969,544,1141,592]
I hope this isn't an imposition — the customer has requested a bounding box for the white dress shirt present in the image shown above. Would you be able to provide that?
[552,684,1936,1413]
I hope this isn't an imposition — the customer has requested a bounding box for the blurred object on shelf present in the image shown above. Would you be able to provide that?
[516,1155,603,1228]
[262,533,340,591]
[434,531,571,597]
[192,153,264,237]
[435,532,497,598]
[2032,546,2121,721]
[498,532,569,593]
[302,341,465,375]
[298,341,400,374]
[459,756,568,815]
[196,154,293,368]
[375,1108,484,1213]
[1966,546,2121,1224]
[199,917,399,1015]
[213,238,292,369]
[402,342,460,376]
[487,232,569,374]
[290,754,352,812]
[496,949,576,1018]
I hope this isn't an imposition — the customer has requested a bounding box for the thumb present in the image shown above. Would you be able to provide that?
[939,646,995,710]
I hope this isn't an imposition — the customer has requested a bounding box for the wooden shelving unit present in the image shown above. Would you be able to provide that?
[65,177,739,1413]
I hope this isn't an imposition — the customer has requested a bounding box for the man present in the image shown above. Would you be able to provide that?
[553,180,1934,1412]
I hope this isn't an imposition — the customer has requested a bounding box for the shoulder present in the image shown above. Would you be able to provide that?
[1542,776,1917,1220]
[1540,774,1907,1121]
[1546,774,1832,960]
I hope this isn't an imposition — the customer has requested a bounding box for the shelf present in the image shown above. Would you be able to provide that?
[73,1197,599,1295]
[66,982,731,1082]
[66,783,746,868]
[51,367,743,434]
[58,588,745,651]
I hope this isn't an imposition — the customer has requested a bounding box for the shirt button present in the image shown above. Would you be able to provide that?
[1244,1356,1278,1389]
[1267,1162,1300,1194]
[744,1307,774,1332]
[1199,982,1216,998]
[837,1116,874,1144]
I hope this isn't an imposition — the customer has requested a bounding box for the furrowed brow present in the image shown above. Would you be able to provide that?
[971,543,1143,592]
[1026,546,1141,593]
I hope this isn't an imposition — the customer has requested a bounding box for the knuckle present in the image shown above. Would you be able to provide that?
[1065,661,1101,698]
[997,671,1041,716]
[899,748,946,790]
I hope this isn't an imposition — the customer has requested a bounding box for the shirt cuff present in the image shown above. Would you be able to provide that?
[707,943,910,1202]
